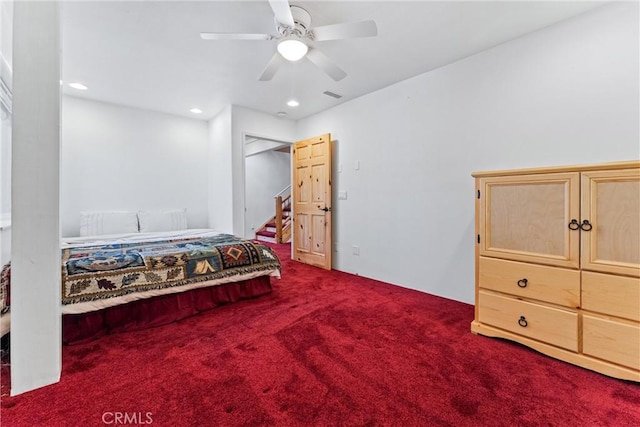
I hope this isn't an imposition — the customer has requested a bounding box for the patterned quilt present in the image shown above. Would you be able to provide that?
[0,263,9,314]
[0,233,280,308]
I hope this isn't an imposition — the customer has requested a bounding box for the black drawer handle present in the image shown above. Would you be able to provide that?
[568,219,580,230]
[518,316,528,328]
[517,278,528,288]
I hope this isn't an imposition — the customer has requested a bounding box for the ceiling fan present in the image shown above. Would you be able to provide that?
[200,0,378,82]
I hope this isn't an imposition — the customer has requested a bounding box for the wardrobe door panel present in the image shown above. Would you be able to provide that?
[479,173,580,268]
[581,169,640,277]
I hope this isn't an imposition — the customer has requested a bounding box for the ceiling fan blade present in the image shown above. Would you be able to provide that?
[200,33,273,41]
[268,0,295,28]
[306,48,347,82]
[312,20,378,41]
[259,52,283,81]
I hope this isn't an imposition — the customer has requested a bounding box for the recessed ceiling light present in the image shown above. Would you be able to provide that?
[69,82,88,90]
[287,100,299,107]
[277,111,287,117]
[190,108,203,114]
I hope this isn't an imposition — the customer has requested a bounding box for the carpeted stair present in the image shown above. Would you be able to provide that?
[255,206,291,244]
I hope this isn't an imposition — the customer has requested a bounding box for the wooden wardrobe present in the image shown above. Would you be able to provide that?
[471,160,639,382]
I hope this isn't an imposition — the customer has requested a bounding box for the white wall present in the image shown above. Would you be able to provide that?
[207,105,233,233]
[0,94,10,267]
[245,149,291,239]
[0,0,12,266]
[0,0,12,72]
[11,0,61,395]
[61,96,209,237]
[297,2,639,304]
[0,115,10,222]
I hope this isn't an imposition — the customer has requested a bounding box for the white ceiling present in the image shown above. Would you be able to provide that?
[60,1,606,121]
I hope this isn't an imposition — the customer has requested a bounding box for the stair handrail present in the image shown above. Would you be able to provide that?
[274,186,292,243]
[275,185,291,198]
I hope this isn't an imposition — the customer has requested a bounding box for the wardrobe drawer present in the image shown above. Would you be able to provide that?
[478,290,578,351]
[582,272,640,322]
[479,257,580,307]
[583,314,640,370]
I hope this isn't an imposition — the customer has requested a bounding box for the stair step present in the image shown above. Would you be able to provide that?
[256,230,276,238]
[256,235,277,244]
[255,229,277,244]
[266,220,290,229]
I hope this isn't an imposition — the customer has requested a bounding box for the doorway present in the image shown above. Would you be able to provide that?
[243,134,292,239]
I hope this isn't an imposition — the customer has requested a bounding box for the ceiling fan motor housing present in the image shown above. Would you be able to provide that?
[277,5,312,38]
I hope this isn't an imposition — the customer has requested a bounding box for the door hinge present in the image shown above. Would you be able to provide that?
[477,234,480,244]
[477,190,481,199]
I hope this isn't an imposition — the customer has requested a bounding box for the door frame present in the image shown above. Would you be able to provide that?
[241,132,293,239]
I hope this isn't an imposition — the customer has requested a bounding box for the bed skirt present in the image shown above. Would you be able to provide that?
[62,275,273,345]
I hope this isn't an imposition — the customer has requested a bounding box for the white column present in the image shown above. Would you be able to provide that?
[207,105,234,233]
[11,0,61,395]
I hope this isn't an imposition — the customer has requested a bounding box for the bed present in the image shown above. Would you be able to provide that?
[0,228,281,344]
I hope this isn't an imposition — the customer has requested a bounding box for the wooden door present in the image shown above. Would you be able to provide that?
[581,169,640,277]
[478,172,580,268]
[292,134,332,269]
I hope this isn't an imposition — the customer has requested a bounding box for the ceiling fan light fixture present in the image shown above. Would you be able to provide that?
[277,38,308,62]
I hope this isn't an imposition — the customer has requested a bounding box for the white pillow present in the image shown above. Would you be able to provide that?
[137,209,188,233]
[79,211,139,237]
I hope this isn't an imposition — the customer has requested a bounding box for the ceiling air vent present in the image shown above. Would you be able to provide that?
[323,90,342,99]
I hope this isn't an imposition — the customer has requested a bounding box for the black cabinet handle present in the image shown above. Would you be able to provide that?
[568,219,580,230]
[518,316,528,327]
[580,220,593,231]
[517,278,528,288]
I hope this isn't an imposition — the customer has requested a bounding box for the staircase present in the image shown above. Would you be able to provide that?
[255,187,292,244]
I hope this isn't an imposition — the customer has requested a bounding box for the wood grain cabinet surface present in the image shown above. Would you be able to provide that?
[471,161,640,382]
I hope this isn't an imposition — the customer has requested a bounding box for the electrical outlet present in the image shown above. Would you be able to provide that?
[352,245,360,256]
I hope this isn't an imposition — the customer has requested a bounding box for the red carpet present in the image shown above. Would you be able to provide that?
[1,243,639,426]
